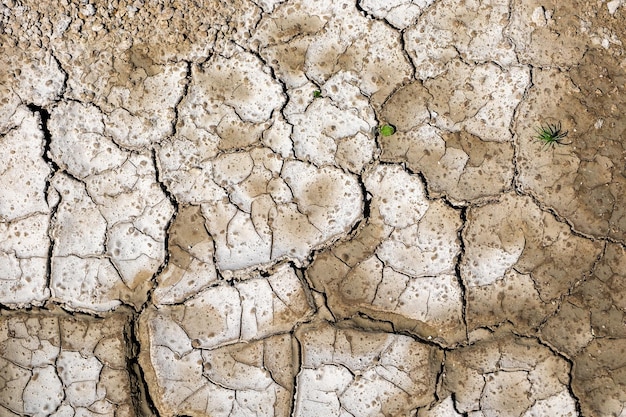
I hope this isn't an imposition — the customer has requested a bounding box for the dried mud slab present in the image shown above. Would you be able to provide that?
[0,47,65,116]
[461,193,602,333]
[2,0,626,416]
[152,205,218,305]
[200,155,362,273]
[139,330,298,417]
[423,61,529,143]
[573,338,626,417]
[159,53,364,275]
[47,102,174,312]
[417,396,462,417]
[252,0,412,105]
[506,0,588,67]
[379,61,528,204]
[2,0,259,101]
[308,165,465,346]
[0,310,135,417]
[2,0,260,157]
[285,71,377,172]
[516,50,626,241]
[0,108,51,307]
[101,62,187,150]
[405,0,517,79]
[541,242,626,416]
[139,264,313,416]
[358,0,434,29]
[294,322,442,416]
[441,330,578,416]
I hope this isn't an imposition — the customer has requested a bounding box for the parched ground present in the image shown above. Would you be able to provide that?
[1,0,626,416]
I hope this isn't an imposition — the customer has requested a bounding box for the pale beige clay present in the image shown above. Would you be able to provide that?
[2,0,626,416]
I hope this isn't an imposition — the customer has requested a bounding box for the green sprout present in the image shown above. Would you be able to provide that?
[313,90,322,98]
[379,124,396,137]
[535,122,569,149]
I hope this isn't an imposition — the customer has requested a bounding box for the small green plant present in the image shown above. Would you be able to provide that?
[379,124,396,137]
[313,90,322,98]
[535,122,569,149]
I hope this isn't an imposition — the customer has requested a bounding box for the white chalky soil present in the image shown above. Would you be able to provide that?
[1,1,625,416]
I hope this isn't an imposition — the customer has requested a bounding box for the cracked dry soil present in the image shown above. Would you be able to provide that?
[1,0,626,416]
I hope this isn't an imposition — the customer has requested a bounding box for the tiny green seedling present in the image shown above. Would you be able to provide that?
[379,124,396,137]
[313,90,322,98]
[535,122,569,149]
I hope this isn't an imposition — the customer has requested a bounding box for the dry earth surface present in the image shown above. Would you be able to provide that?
[1,0,626,416]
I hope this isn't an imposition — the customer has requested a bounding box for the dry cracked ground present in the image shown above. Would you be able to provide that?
[2,0,626,416]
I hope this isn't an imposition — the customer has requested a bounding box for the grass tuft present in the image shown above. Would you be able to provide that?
[535,122,569,149]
